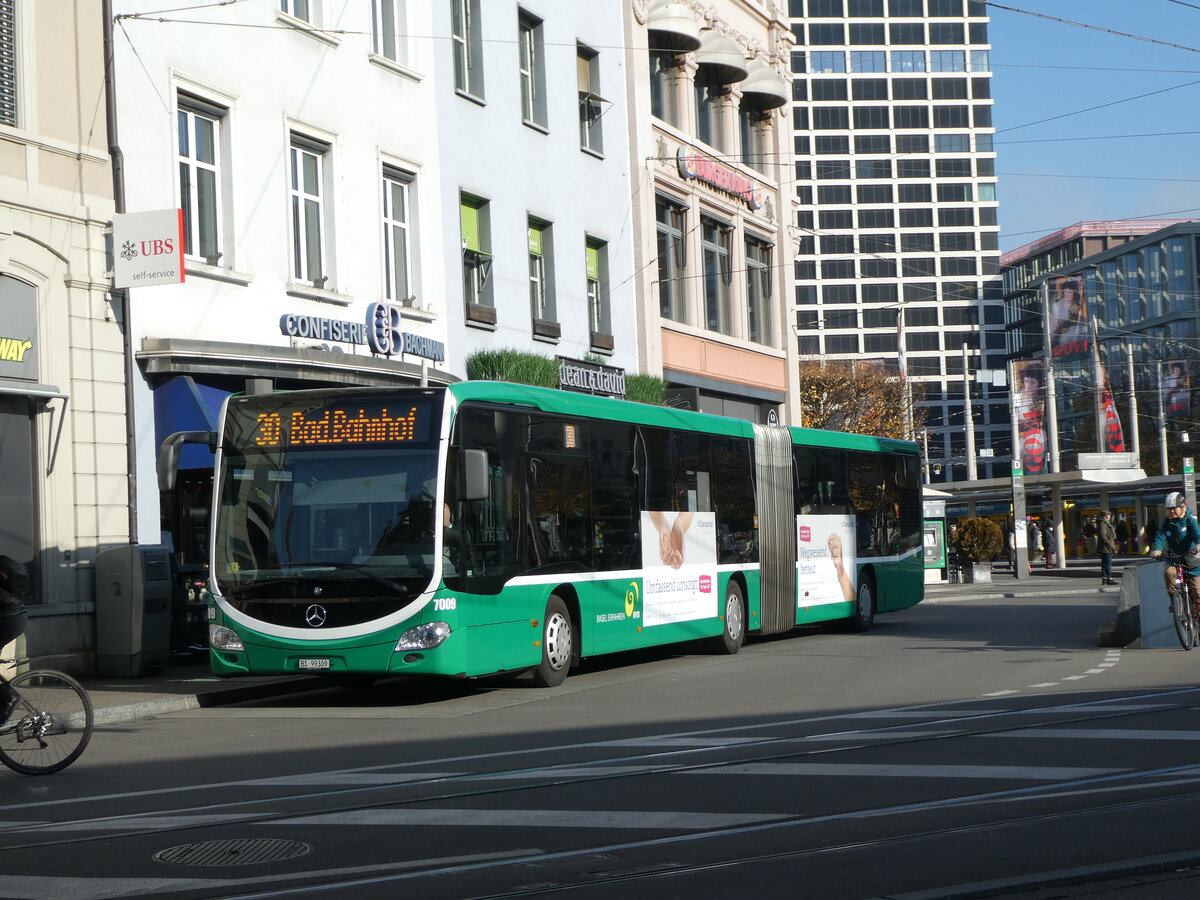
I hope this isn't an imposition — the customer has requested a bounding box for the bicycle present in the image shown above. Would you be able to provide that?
[1163,553,1200,651]
[0,660,93,775]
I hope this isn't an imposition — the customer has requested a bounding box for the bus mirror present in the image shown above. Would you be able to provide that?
[158,430,217,492]
[462,449,489,501]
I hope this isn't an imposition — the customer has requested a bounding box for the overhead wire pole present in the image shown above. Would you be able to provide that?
[963,344,977,481]
[1158,361,1170,475]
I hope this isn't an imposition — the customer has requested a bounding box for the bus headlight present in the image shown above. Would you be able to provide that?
[209,624,245,651]
[395,622,451,651]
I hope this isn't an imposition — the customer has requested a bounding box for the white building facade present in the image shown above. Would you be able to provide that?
[433,1,636,378]
[788,0,1008,479]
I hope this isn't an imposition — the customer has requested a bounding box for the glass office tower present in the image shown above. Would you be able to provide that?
[789,0,1007,482]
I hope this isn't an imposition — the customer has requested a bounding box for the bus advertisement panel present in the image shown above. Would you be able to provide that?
[640,511,717,627]
[796,515,856,609]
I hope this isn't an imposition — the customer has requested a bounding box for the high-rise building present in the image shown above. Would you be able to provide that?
[788,0,1006,481]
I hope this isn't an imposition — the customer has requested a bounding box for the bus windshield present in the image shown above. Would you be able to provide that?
[213,390,445,627]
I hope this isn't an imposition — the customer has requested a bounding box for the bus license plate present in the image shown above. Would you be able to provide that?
[298,658,331,670]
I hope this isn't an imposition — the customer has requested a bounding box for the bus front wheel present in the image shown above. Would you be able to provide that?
[533,595,574,687]
[706,581,746,655]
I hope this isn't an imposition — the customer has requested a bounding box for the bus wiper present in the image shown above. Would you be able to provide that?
[282,562,411,596]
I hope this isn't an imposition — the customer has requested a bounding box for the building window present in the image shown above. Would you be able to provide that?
[853,79,888,101]
[850,24,885,45]
[281,0,314,23]
[851,51,887,72]
[695,70,725,150]
[701,217,732,335]
[382,167,413,305]
[813,107,850,129]
[746,236,773,345]
[528,218,556,333]
[935,133,970,152]
[586,237,611,347]
[578,44,604,155]
[371,0,405,63]
[451,0,483,98]
[178,96,224,265]
[889,23,924,44]
[649,51,680,126]
[929,23,965,45]
[930,50,966,72]
[0,0,16,127]
[289,136,329,287]
[740,103,765,172]
[897,159,930,178]
[893,106,929,128]
[461,193,494,319]
[892,79,927,100]
[656,196,687,322]
[809,51,846,73]
[853,106,890,129]
[933,105,969,128]
[891,50,925,72]
[809,24,845,44]
[518,12,546,128]
[827,334,860,354]
[812,80,847,101]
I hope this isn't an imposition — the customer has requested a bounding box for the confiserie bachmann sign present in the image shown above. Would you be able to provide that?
[558,357,626,398]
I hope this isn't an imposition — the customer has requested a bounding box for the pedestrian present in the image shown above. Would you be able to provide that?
[1097,509,1118,585]
[1005,522,1016,573]
[0,556,29,726]
[1082,517,1097,555]
[1115,516,1129,554]
[1042,518,1057,568]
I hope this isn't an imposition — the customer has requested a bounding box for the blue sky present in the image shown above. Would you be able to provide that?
[988,0,1200,253]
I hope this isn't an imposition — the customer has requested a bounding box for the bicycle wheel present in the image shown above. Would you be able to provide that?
[1171,588,1195,651]
[0,670,93,775]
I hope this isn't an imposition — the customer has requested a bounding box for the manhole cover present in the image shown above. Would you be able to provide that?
[154,838,312,867]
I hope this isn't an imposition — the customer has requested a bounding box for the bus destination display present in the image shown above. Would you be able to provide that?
[253,405,425,448]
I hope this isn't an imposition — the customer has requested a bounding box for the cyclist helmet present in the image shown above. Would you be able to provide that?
[1166,491,1187,509]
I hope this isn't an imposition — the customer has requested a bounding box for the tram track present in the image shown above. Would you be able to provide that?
[3,685,1200,860]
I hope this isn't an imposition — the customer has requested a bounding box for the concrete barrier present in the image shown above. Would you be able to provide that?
[1113,559,1180,648]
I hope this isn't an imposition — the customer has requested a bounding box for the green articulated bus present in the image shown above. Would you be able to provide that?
[161,381,924,687]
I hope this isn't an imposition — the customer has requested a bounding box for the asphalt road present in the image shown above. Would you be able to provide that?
[5,587,1200,899]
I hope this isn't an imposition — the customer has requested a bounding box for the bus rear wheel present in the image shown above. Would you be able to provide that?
[706,581,745,655]
[533,595,573,687]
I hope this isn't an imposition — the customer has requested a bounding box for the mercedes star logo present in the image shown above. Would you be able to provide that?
[304,604,327,628]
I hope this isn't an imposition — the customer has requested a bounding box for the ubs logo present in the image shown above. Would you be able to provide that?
[304,604,328,628]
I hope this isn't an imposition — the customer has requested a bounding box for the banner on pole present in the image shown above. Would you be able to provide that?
[1013,359,1047,474]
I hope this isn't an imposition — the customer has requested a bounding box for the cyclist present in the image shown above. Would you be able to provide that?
[1151,492,1200,618]
[0,556,29,726]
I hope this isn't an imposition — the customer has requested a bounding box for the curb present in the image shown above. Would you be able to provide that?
[88,675,324,727]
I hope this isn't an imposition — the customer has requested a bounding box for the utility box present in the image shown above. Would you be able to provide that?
[95,545,173,676]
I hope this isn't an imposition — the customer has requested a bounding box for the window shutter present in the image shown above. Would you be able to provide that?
[460,200,480,252]
[0,0,16,127]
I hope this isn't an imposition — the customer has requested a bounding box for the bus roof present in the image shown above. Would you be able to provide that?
[447,381,919,455]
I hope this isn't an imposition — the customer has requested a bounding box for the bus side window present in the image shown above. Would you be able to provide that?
[591,421,638,571]
[454,406,522,594]
[712,434,756,564]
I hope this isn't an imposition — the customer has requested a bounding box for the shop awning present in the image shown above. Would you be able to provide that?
[695,30,748,85]
[0,379,69,475]
[154,375,228,470]
[646,0,701,54]
[740,63,789,111]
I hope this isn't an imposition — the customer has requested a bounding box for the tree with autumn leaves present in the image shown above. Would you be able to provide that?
[797,360,925,441]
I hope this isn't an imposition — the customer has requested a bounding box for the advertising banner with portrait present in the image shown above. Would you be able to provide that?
[1046,275,1089,361]
[1164,358,1192,419]
[639,511,717,627]
[795,514,857,608]
[1014,359,1048,474]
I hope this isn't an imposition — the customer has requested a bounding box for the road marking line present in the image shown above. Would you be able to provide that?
[687,763,1120,780]
[988,728,1200,741]
[981,690,1019,697]
[1085,668,1107,674]
[273,809,785,830]
[1030,682,1059,687]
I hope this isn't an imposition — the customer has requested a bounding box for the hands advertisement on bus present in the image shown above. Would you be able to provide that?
[641,511,717,627]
